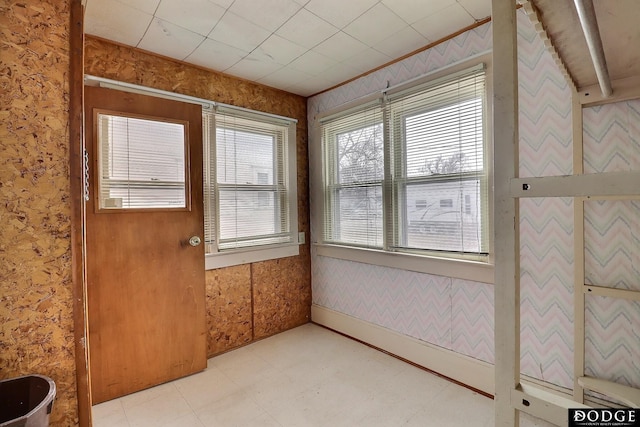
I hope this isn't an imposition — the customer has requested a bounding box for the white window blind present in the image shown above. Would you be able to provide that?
[204,109,293,253]
[322,102,384,248]
[97,113,187,209]
[320,64,489,260]
[389,66,488,255]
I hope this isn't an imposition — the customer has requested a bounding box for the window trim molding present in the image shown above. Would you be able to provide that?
[315,243,494,284]
[206,242,300,270]
[311,53,494,274]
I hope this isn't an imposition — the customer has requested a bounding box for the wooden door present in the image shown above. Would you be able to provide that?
[85,86,206,404]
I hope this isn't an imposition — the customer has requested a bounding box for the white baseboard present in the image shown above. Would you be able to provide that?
[311,304,495,395]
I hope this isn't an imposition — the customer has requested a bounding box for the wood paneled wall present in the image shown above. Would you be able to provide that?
[1,1,78,425]
[84,37,312,357]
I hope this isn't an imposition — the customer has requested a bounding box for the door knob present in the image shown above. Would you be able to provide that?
[188,236,202,247]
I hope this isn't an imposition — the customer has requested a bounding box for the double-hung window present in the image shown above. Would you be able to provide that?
[321,64,489,262]
[204,107,298,267]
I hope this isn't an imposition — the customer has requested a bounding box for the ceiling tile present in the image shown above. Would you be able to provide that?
[84,0,152,46]
[208,0,234,7]
[226,58,284,82]
[456,0,491,20]
[185,39,246,71]
[258,66,313,89]
[155,0,226,36]
[229,0,303,32]
[346,47,392,73]
[138,18,205,60]
[412,3,474,42]
[375,26,430,59]
[288,50,338,75]
[382,0,457,24]
[117,0,161,15]
[343,3,408,46]
[304,0,378,29]
[275,9,339,49]
[286,76,336,96]
[207,11,271,52]
[252,35,307,65]
[321,62,362,85]
[312,32,369,63]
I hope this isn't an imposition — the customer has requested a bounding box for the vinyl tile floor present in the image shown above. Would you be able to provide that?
[92,323,554,427]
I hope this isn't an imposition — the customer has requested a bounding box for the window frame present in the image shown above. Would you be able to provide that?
[388,73,490,258]
[203,107,299,270]
[314,55,494,283]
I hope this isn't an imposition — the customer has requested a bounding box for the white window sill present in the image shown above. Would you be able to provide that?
[206,244,300,270]
[314,244,494,284]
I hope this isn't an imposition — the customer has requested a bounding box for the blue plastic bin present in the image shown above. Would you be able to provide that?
[0,375,56,427]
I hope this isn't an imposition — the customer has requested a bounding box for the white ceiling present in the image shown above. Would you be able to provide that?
[83,0,491,96]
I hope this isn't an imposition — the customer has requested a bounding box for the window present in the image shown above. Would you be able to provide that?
[322,104,384,248]
[96,112,188,210]
[321,64,489,261]
[203,108,297,261]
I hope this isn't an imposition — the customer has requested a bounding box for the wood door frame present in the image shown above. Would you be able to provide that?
[69,0,92,426]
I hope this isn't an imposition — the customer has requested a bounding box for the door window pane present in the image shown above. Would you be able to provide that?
[97,113,187,209]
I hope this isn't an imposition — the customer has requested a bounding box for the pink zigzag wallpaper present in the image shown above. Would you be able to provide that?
[583,101,640,390]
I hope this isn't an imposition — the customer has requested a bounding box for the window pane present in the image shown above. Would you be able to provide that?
[333,185,383,247]
[97,113,186,209]
[404,180,483,252]
[322,104,384,249]
[337,123,384,184]
[217,127,274,185]
[405,98,483,178]
[218,189,281,241]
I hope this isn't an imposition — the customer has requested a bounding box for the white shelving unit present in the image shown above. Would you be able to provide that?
[492,0,640,425]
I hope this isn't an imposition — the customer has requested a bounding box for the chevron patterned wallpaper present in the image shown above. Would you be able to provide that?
[582,101,640,389]
[519,198,574,388]
[583,100,640,173]
[585,200,640,292]
[585,296,640,389]
[517,7,575,389]
[308,9,639,394]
